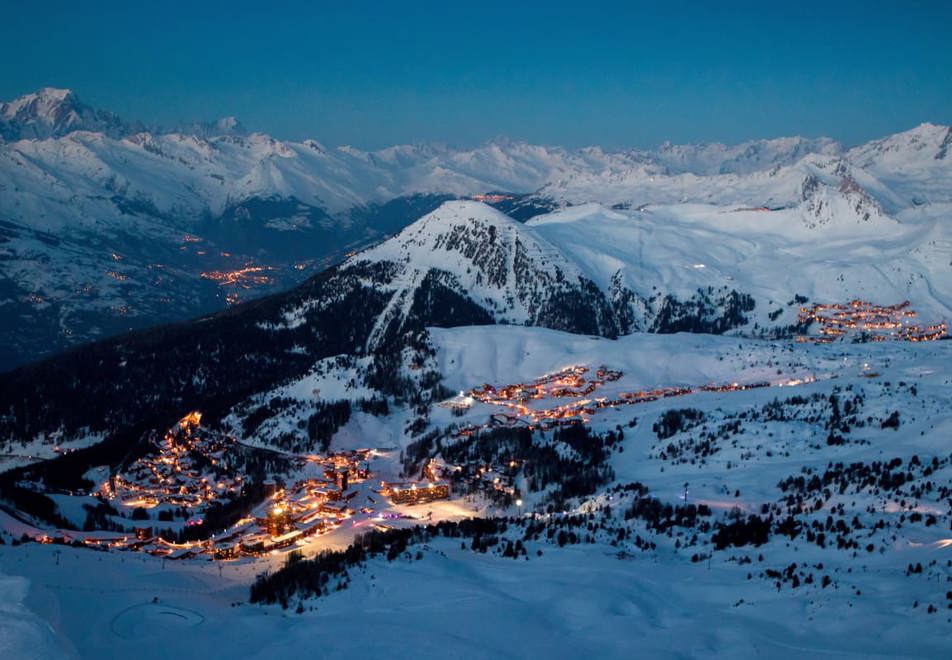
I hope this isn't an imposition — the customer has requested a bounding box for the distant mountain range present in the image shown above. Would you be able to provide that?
[1,87,950,369]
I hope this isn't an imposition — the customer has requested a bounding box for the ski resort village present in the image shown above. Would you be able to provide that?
[3,319,952,657]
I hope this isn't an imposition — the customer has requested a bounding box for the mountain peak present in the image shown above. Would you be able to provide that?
[172,115,247,137]
[28,86,74,103]
[1,87,76,119]
[0,87,128,141]
[421,199,519,226]
[797,168,894,232]
[353,200,522,265]
[848,122,952,167]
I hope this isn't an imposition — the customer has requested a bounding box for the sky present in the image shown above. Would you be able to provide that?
[1,0,950,149]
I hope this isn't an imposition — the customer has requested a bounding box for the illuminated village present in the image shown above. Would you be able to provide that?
[17,411,451,560]
[200,265,272,288]
[181,233,278,306]
[797,299,947,343]
[98,411,243,512]
[449,365,817,437]
[201,265,273,305]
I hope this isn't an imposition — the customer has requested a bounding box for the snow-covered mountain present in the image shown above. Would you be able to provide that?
[3,193,948,464]
[528,199,950,336]
[346,201,619,347]
[1,87,950,369]
[0,87,135,141]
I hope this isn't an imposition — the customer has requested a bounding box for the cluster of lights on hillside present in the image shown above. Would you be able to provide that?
[98,412,242,510]
[452,365,818,436]
[28,412,451,560]
[797,300,947,344]
[200,265,273,306]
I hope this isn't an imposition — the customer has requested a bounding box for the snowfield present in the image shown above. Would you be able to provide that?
[0,571,66,659]
[3,532,951,660]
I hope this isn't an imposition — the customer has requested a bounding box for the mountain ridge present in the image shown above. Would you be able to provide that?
[1,87,950,369]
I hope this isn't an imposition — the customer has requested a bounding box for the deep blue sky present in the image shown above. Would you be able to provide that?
[2,0,950,149]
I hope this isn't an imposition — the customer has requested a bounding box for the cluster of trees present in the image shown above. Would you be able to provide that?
[824,389,868,445]
[238,396,351,454]
[649,287,755,334]
[769,451,952,555]
[777,454,947,502]
[654,418,743,465]
[306,402,352,452]
[364,329,453,410]
[881,410,901,429]
[758,561,832,592]
[0,486,72,529]
[711,514,771,550]
[81,501,121,531]
[238,393,395,454]
[710,388,870,451]
[624,494,713,535]
[653,408,706,440]
[437,424,616,506]
[402,429,442,476]
[533,281,620,338]
[232,446,295,484]
[241,396,298,436]
[402,272,495,337]
[357,397,389,416]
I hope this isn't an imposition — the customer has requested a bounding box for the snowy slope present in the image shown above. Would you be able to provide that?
[0,571,67,659]
[526,193,951,334]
